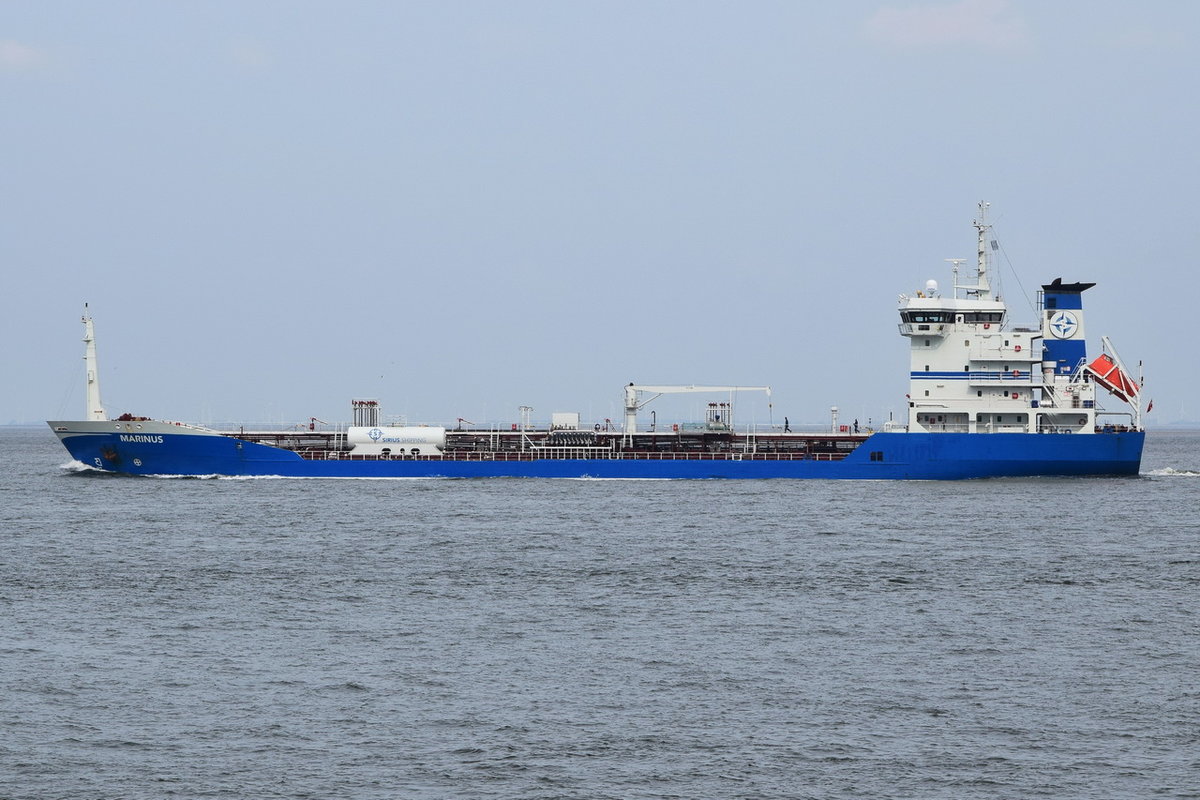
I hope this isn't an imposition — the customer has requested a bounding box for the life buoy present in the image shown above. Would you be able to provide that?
[983,323,991,329]
[1014,344,1022,352]
[1079,417,1086,426]
[1012,392,1019,399]
[595,423,601,432]
[1012,370,1020,377]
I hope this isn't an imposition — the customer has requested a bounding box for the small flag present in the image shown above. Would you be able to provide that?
[1147,399,1154,413]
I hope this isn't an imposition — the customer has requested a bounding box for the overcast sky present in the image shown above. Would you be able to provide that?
[3,1,1196,428]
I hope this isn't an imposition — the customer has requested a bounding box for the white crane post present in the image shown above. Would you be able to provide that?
[82,304,106,421]
[624,383,638,438]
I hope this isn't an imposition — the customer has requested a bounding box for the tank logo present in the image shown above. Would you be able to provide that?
[1049,311,1079,339]
[368,428,383,441]
[119,434,164,444]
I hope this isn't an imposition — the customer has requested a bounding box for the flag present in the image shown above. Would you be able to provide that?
[1147,399,1154,413]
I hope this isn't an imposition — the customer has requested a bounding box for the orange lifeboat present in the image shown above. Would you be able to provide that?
[1087,353,1139,403]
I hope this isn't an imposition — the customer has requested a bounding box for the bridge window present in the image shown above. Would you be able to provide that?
[903,311,952,324]
[870,451,884,462]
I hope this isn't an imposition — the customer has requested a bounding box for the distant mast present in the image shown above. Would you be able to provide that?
[82,304,106,421]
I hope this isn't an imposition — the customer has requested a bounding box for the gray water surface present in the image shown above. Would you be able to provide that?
[2,428,1197,799]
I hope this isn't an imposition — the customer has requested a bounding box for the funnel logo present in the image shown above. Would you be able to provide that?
[368,427,383,441]
[1049,311,1079,339]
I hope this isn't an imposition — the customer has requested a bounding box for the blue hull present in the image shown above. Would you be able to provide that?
[53,429,1146,480]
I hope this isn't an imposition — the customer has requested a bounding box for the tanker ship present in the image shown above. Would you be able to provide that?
[49,206,1146,479]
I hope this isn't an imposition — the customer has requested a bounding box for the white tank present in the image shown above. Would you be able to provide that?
[348,426,446,455]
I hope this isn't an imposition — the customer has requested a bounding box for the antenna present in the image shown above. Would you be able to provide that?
[945,258,966,299]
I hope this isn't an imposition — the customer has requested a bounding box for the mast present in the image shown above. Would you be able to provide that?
[973,201,992,301]
[82,304,106,421]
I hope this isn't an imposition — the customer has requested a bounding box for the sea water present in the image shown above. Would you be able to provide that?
[1,427,1197,799]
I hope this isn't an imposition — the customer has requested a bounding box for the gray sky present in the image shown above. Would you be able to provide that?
[4,1,1196,427]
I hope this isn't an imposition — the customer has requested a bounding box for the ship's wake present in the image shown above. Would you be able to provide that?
[1145,467,1200,477]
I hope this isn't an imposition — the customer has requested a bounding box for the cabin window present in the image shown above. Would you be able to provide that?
[1004,339,1010,346]
[977,390,983,397]
[962,312,1005,324]
[1004,365,1010,371]
[924,390,930,396]
[870,451,884,462]
[924,339,930,347]
[924,365,930,371]
[964,365,969,372]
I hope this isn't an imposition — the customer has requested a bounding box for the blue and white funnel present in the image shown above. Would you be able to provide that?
[1041,278,1095,377]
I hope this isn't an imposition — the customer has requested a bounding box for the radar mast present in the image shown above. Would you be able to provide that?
[972,201,992,301]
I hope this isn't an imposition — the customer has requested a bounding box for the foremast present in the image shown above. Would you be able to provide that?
[82,304,106,421]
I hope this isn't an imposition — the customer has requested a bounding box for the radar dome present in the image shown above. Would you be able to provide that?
[925,279,939,295]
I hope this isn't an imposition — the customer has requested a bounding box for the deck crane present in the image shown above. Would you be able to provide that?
[622,383,772,444]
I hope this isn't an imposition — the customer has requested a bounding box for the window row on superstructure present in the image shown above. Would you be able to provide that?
[899,311,1004,324]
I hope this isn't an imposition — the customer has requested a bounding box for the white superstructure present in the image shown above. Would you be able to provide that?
[899,203,1136,434]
